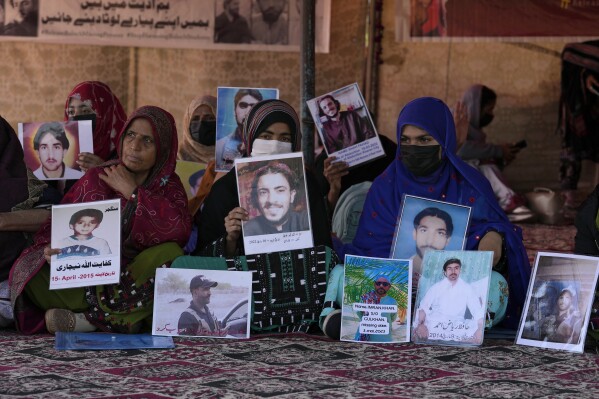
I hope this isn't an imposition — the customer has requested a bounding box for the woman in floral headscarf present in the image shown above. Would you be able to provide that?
[10,106,191,335]
[65,81,127,173]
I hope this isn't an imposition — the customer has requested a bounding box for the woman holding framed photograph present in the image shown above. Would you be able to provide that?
[10,106,191,334]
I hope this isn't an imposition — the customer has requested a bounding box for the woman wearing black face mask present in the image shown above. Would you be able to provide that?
[335,97,531,331]
[177,95,221,254]
[178,95,218,164]
[457,84,533,221]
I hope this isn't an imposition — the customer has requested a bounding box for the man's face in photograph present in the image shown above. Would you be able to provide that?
[256,172,296,226]
[13,0,34,19]
[226,0,240,16]
[374,277,391,296]
[37,132,67,173]
[413,215,450,258]
[319,97,339,118]
[235,94,260,125]
[258,0,286,23]
[192,287,212,305]
[444,262,461,282]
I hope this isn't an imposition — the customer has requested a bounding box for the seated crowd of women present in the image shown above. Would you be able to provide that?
[0,81,550,339]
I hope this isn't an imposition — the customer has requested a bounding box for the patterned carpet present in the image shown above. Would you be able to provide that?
[0,330,598,398]
[517,223,576,264]
[0,222,596,399]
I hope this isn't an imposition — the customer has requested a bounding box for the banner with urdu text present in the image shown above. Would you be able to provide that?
[0,0,330,53]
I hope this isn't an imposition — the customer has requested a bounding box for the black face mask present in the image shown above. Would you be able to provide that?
[400,145,443,176]
[479,114,494,127]
[190,120,216,146]
[70,113,97,133]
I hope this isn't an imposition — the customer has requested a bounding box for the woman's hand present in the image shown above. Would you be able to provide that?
[76,152,105,173]
[43,246,61,264]
[224,207,249,256]
[323,156,349,210]
[99,164,138,199]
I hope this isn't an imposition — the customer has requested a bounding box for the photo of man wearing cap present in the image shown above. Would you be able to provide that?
[177,274,226,336]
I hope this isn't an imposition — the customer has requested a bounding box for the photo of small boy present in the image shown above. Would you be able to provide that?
[57,208,111,259]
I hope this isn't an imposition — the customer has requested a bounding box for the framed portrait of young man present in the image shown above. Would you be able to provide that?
[306,82,385,168]
[214,86,279,172]
[235,152,313,255]
[412,250,493,346]
[18,120,93,181]
[516,252,599,353]
[390,195,471,288]
[340,254,412,343]
[153,268,253,339]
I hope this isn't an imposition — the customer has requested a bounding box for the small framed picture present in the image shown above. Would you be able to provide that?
[306,83,385,167]
[412,250,493,346]
[175,160,208,200]
[390,195,471,286]
[214,86,279,172]
[153,268,253,339]
[235,152,313,255]
[18,120,93,180]
[50,199,121,289]
[340,255,412,343]
[516,252,599,353]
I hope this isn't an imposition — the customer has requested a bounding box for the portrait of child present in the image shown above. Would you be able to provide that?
[57,208,111,259]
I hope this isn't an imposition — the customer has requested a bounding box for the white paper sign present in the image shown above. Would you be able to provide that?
[50,199,121,289]
[235,152,314,255]
[153,268,253,339]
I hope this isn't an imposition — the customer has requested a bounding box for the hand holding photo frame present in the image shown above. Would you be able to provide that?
[50,199,121,289]
[341,255,412,343]
[235,152,313,255]
[306,83,385,168]
[18,120,93,181]
[516,252,599,353]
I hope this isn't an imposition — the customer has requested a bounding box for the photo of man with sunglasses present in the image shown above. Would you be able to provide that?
[215,88,263,172]
[354,275,398,342]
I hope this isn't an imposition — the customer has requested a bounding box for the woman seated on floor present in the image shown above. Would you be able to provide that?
[336,97,531,329]
[9,105,191,334]
[194,99,331,257]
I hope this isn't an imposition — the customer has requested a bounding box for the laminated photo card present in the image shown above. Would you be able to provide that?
[18,120,93,181]
[214,86,279,172]
[235,152,313,255]
[412,250,493,346]
[153,268,252,339]
[50,199,121,289]
[340,255,412,343]
[306,83,385,168]
[516,252,599,353]
[390,195,471,288]
[175,160,208,200]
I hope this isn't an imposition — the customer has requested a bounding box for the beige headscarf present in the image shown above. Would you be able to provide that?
[177,95,217,163]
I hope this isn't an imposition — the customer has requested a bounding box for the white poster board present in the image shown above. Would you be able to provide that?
[50,199,121,289]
